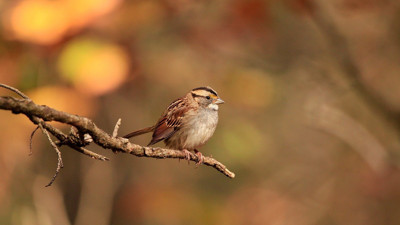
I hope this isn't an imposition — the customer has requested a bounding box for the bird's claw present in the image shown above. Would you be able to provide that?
[182,149,191,164]
[194,150,204,165]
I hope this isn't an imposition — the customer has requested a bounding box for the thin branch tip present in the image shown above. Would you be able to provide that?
[29,126,39,156]
[0,83,30,99]
[112,118,122,138]
[38,122,63,186]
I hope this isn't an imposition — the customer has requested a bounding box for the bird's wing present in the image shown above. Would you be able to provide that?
[148,98,192,146]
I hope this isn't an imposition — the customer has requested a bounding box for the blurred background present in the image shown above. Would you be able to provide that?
[1,0,400,224]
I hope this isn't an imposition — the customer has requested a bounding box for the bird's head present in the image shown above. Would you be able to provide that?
[191,86,224,110]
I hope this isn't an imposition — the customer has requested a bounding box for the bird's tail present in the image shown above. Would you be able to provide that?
[123,126,155,139]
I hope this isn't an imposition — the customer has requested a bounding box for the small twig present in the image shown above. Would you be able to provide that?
[38,122,64,187]
[71,146,109,161]
[32,118,108,161]
[29,126,39,155]
[0,83,29,99]
[112,118,122,138]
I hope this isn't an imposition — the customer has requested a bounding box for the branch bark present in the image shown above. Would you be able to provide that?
[0,94,235,180]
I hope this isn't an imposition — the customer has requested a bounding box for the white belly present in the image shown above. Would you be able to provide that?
[165,109,218,150]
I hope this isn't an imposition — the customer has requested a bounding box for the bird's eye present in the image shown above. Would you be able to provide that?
[206,96,211,100]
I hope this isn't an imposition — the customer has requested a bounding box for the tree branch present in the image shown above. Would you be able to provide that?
[0,92,235,180]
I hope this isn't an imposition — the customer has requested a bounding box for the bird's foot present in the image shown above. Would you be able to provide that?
[182,149,191,164]
[194,149,204,165]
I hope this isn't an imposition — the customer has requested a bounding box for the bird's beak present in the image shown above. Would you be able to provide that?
[215,98,225,105]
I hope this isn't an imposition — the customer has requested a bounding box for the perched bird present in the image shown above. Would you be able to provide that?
[123,86,224,164]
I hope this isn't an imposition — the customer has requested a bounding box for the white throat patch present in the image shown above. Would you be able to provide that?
[208,103,219,111]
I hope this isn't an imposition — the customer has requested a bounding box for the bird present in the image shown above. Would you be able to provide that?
[123,86,224,164]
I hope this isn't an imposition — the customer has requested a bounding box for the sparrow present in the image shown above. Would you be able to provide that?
[123,86,224,164]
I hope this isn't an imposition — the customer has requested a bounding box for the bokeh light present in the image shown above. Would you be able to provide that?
[7,0,68,45]
[4,0,121,45]
[58,38,129,96]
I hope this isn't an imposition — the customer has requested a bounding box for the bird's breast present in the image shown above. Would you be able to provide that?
[167,109,218,150]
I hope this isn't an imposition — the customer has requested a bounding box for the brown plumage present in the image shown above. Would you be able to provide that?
[123,86,224,164]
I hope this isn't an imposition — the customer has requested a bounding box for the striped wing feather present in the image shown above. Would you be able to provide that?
[148,98,190,146]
